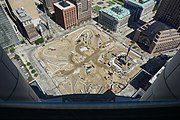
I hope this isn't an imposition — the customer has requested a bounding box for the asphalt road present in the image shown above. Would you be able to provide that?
[18,45,61,96]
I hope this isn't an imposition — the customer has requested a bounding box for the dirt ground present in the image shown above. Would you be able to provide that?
[35,25,141,95]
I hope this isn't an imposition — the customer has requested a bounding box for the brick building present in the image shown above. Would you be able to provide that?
[13,8,39,42]
[133,0,180,54]
[54,1,77,30]
[134,21,180,54]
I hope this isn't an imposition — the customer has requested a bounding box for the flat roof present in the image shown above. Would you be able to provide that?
[126,0,155,8]
[14,8,32,23]
[142,20,172,39]
[7,0,39,20]
[54,1,75,10]
[100,4,130,21]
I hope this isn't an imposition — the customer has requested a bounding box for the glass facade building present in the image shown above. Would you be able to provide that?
[0,4,19,48]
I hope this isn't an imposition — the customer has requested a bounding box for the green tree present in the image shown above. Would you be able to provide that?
[14,54,20,60]
[4,48,9,53]
[27,62,31,66]
[35,38,44,45]
[29,66,33,69]
[21,40,25,44]
[34,73,38,77]
[28,76,33,82]
[10,47,15,53]
[94,6,101,11]
[31,69,36,74]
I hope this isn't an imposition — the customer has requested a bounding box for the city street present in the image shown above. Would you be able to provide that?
[16,45,61,96]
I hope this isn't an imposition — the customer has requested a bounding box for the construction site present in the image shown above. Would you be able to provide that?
[35,25,141,95]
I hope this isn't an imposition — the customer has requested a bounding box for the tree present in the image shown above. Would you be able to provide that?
[27,62,31,66]
[35,38,44,45]
[130,40,135,45]
[29,66,33,69]
[14,54,20,60]
[34,73,38,77]
[133,46,137,49]
[4,48,9,53]
[21,40,25,44]
[31,69,36,74]
[96,23,99,26]
[10,47,15,53]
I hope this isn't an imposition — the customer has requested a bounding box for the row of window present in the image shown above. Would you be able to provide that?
[64,8,76,18]
[23,20,32,26]
[155,39,180,51]
[99,16,115,30]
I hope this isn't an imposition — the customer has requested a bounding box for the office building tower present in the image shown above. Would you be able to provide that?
[5,0,40,26]
[39,0,59,17]
[134,21,180,54]
[54,1,77,30]
[0,3,19,48]
[99,4,131,32]
[13,8,39,42]
[124,0,155,21]
[133,0,180,54]
[69,0,91,23]
[155,0,180,29]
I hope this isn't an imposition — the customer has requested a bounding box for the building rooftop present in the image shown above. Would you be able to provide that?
[142,20,172,39]
[59,1,70,7]
[100,4,130,21]
[54,1,75,10]
[126,0,155,8]
[7,0,39,20]
[14,8,32,23]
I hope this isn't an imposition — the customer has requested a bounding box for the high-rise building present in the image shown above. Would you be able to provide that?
[54,1,77,30]
[134,21,180,54]
[13,8,39,42]
[124,0,155,21]
[155,0,180,29]
[133,0,180,54]
[98,4,131,32]
[69,0,91,23]
[39,0,59,17]
[4,0,40,42]
[0,3,19,48]
[5,0,39,21]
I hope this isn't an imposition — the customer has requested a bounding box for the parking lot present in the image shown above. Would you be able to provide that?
[12,59,29,81]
